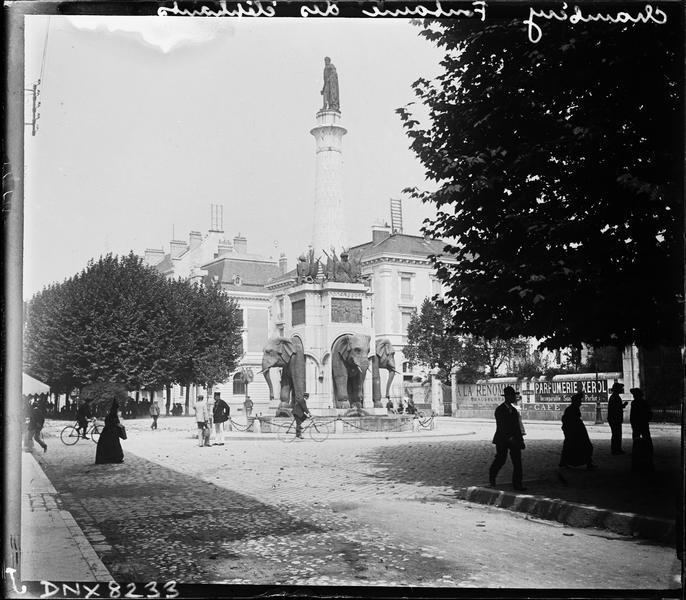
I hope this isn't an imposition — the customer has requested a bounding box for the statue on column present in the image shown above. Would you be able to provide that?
[321,56,340,112]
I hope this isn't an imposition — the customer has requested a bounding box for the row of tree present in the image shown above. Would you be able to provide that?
[23,253,243,408]
[405,299,621,384]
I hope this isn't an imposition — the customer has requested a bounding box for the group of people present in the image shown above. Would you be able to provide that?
[193,392,232,446]
[489,383,654,490]
[385,396,417,415]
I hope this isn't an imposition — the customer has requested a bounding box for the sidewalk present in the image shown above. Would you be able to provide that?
[20,451,111,582]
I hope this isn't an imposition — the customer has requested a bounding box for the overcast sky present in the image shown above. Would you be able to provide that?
[23,16,445,299]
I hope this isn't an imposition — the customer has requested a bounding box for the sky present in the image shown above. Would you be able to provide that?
[23,16,446,299]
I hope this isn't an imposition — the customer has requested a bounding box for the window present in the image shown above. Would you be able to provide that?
[233,373,246,395]
[292,299,306,326]
[236,309,244,329]
[400,274,413,302]
[277,297,285,321]
[276,325,285,338]
[401,309,416,339]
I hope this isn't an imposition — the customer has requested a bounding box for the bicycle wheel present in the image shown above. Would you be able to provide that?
[60,425,80,446]
[277,420,297,442]
[308,420,329,442]
[90,424,101,443]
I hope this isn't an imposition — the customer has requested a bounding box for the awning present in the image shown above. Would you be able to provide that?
[22,373,50,395]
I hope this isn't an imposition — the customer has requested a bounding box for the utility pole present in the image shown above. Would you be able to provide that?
[24,79,41,136]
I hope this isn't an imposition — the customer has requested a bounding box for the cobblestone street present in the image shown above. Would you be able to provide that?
[33,417,681,590]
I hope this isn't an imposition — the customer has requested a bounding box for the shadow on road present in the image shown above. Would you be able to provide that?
[360,438,680,521]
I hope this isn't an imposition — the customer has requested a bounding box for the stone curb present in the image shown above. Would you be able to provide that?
[455,486,675,544]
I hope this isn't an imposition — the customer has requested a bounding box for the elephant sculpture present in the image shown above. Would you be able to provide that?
[372,338,397,407]
[331,333,371,409]
[261,336,305,416]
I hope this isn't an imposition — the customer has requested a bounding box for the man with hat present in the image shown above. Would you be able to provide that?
[292,392,312,439]
[607,382,627,454]
[489,386,527,491]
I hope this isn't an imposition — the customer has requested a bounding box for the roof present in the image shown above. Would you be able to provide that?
[351,233,447,261]
[154,254,174,275]
[203,256,281,290]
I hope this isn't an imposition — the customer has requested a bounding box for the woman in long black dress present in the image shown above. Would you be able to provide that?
[559,392,597,470]
[629,387,653,473]
[95,400,124,464]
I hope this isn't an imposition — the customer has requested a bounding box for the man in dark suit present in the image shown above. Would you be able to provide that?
[293,393,311,439]
[489,386,527,491]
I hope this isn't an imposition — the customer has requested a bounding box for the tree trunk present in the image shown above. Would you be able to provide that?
[185,386,190,416]
[165,384,171,416]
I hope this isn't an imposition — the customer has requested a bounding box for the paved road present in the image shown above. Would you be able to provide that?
[34,418,681,589]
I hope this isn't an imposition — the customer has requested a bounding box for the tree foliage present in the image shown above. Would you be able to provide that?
[23,253,243,393]
[405,298,528,383]
[399,11,683,350]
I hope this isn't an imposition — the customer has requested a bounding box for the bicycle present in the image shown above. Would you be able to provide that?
[277,415,330,442]
[60,418,101,445]
[414,411,435,430]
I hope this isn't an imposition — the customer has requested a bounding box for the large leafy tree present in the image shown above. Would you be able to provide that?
[399,9,683,350]
[23,253,242,395]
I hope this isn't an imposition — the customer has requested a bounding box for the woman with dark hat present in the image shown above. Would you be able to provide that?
[559,392,597,470]
[607,382,628,454]
[629,387,653,473]
[95,400,125,464]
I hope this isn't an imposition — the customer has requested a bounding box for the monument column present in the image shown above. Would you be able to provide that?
[311,57,347,257]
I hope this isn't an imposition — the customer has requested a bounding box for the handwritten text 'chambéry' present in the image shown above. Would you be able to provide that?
[524,3,667,43]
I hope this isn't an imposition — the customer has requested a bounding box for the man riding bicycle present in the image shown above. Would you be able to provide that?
[293,393,311,439]
[76,397,93,439]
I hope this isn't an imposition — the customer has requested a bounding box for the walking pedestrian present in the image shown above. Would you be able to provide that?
[243,396,253,417]
[607,382,627,454]
[206,392,216,444]
[95,400,125,464]
[293,392,311,439]
[149,398,160,430]
[194,395,211,447]
[629,387,653,473]
[212,391,230,446]
[559,392,597,470]
[489,386,527,491]
[26,399,48,452]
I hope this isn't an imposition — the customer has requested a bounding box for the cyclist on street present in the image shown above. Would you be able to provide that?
[76,397,93,439]
[293,392,311,439]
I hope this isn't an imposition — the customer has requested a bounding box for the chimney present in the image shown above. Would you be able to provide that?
[217,239,233,256]
[233,234,247,254]
[189,231,202,250]
[372,223,392,245]
[143,248,164,266]
[169,240,187,259]
[279,253,288,274]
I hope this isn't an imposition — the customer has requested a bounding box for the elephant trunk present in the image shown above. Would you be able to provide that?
[262,368,274,401]
[371,356,381,404]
